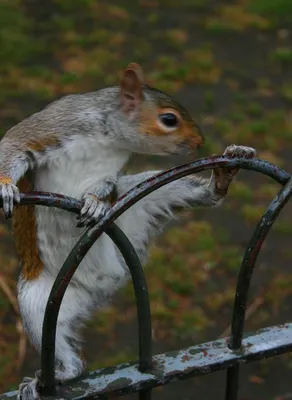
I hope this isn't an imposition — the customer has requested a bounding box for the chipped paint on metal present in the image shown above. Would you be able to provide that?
[1,156,292,400]
[1,323,292,399]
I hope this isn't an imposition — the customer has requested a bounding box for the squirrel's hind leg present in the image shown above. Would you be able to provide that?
[17,371,66,400]
[17,371,42,400]
[17,275,89,398]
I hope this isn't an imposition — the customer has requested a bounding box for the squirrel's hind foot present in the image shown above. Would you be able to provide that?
[17,371,42,400]
[77,194,110,228]
[17,370,66,400]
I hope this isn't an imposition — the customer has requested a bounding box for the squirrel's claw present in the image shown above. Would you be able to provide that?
[213,145,256,194]
[223,144,256,177]
[223,144,256,160]
[77,194,110,228]
[0,183,20,218]
[17,371,65,400]
[17,371,42,400]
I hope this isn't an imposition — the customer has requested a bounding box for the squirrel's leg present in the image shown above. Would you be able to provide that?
[182,145,256,206]
[0,180,20,218]
[211,144,256,196]
[17,372,43,400]
[77,176,117,227]
[116,145,256,262]
[17,275,88,399]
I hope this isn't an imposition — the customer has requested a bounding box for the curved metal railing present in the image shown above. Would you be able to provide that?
[0,156,291,400]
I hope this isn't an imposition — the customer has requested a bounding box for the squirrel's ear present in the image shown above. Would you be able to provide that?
[120,63,144,114]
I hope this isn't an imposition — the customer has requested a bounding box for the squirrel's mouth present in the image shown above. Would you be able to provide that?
[179,134,204,152]
[197,135,205,149]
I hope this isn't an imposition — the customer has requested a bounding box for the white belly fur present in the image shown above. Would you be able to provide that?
[33,143,130,299]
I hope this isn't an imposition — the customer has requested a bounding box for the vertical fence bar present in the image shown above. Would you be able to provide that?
[106,225,152,373]
[106,225,153,400]
[5,156,289,398]
[40,223,152,396]
[225,366,240,400]
[139,390,153,400]
[225,178,292,400]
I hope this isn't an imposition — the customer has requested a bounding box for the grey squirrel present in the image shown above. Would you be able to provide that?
[0,63,256,399]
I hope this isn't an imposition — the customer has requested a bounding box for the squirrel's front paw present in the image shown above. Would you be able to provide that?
[213,144,256,194]
[17,371,41,400]
[0,182,20,218]
[77,193,110,228]
[223,144,256,160]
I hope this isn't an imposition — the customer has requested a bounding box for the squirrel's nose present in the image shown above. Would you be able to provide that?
[180,133,204,151]
[192,124,204,149]
[194,122,204,148]
[197,133,204,149]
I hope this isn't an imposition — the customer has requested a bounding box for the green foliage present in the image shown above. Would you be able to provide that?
[1,0,292,395]
[271,47,292,63]
[281,84,292,103]
[246,102,263,117]
[249,0,292,21]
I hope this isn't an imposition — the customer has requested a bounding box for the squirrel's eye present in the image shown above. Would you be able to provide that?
[159,113,179,128]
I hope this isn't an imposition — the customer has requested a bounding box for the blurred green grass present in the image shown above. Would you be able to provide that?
[0,0,292,396]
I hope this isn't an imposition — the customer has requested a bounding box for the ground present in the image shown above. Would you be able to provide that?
[0,0,292,399]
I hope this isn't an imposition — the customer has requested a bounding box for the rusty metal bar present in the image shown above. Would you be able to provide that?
[230,177,292,349]
[1,323,292,399]
[40,222,152,397]
[1,156,291,399]
[55,158,290,292]
[104,225,153,400]
[106,225,153,372]
[0,192,152,397]
[225,177,292,400]
[33,157,291,396]
[225,366,240,400]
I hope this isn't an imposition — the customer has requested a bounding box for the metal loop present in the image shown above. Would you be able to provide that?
[0,156,291,400]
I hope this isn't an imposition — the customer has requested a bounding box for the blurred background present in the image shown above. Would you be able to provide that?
[0,0,292,398]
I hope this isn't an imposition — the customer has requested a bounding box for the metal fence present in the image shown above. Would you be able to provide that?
[1,156,292,400]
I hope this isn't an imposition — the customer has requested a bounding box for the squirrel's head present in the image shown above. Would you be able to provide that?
[109,63,203,156]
